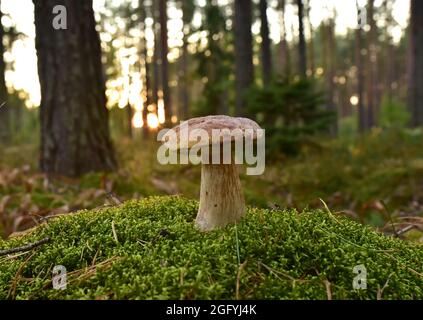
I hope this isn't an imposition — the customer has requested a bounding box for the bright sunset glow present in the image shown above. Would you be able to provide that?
[350,95,359,106]
[147,112,159,129]
[0,0,411,113]
[157,97,165,124]
[132,110,144,128]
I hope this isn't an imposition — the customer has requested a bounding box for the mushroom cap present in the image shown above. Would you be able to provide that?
[162,115,263,150]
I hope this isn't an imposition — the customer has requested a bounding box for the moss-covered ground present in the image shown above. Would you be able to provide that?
[0,196,422,300]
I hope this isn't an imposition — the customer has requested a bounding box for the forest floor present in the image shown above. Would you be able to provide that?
[1,128,423,241]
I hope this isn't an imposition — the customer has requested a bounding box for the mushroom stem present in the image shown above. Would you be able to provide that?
[196,162,245,231]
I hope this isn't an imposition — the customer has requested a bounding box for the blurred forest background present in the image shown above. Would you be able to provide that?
[0,0,422,241]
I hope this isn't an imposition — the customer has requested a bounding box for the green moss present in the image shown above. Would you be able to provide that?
[0,196,422,300]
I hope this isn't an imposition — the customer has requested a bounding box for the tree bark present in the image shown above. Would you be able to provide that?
[126,102,133,139]
[0,3,9,143]
[259,0,272,86]
[325,19,338,135]
[159,0,171,123]
[305,0,314,76]
[278,0,290,77]
[152,0,160,108]
[296,0,307,77]
[366,0,377,129]
[139,0,151,137]
[179,33,189,120]
[179,0,194,120]
[234,0,254,116]
[33,0,117,177]
[356,3,366,133]
[408,0,423,127]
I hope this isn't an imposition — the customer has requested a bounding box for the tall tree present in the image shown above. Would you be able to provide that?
[305,0,315,75]
[195,0,231,116]
[139,0,151,136]
[259,0,272,85]
[296,0,307,77]
[322,16,337,134]
[152,0,160,108]
[366,0,377,128]
[179,0,194,120]
[408,0,423,126]
[0,3,9,143]
[158,0,171,123]
[278,0,290,76]
[356,1,366,132]
[383,0,395,104]
[234,0,254,116]
[33,0,117,176]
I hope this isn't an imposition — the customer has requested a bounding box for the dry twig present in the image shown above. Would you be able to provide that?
[0,237,51,256]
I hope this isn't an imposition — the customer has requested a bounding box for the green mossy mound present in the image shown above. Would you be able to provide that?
[0,196,422,299]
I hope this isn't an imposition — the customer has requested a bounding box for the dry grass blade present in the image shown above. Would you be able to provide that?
[323,279,332,300]
[67,256,121,283]
[7,251,36,299]
[111,221,119,243]
[319,198,341,224]
[235,260,247,300]
[377,273,394,300]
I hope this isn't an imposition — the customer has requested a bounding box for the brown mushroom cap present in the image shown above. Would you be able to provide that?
[162,115,263,150]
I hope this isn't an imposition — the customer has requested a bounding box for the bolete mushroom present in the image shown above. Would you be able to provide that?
[161,115,262,231]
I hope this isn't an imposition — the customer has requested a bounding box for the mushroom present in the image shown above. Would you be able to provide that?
[162,115,262,231]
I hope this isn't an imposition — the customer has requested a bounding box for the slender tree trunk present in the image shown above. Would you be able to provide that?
[408,0,423,127]
[234,0,254,116]
[139,0,150,137]
[356,3,366,133]
[0,3,9,143]
[180,0,193,120]
[278,0,290,77]
[384,0,394,104]
[152,0,160,108]
[305,0,314,76]
[126,102,133,138]
[33,0,117,176]
[366,0,377,128]
[159,0,171,123]
[326,19,337,135]
[179,34,189,120]
[296,0,307,77]
[259,0,272,86]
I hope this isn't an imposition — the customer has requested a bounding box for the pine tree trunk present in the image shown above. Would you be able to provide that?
[33,0,117,177]
[278,0,290,77]
[180,0,193,121]
[326,19,338,135]
[0,3,9,143]
[180,32,189,120]
[140,0,150,137]
[296,0,307,77]
[305,0,315,76]
[152,0,160,108]
[126,103,133,139]
[234,0,254,116]
[408,0,423,127]
[259,0,272,86]
[366,0,377,128]
[356,4,366,133]
[384,0,394,104]
[159,0,171,123]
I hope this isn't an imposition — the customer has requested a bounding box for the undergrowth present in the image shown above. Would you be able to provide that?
[0,196,422,300]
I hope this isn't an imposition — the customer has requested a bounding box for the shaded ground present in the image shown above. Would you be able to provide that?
[0,128,423,240]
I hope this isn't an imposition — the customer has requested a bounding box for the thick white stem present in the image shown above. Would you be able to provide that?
[196,163,245,231]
